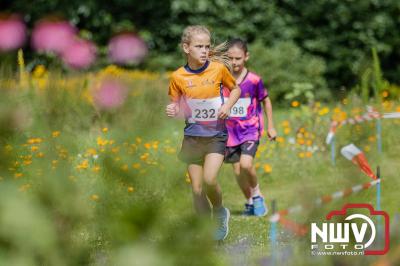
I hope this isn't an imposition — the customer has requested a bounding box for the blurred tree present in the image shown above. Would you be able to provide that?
[275,0,400,89]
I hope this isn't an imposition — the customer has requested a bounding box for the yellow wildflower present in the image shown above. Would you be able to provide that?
[111,147,120,153]
[128,186,134,193]
[144,143,152,149]
[92,165,100,173]
[281,120,290,127]
[86,148,97,156]
[90,194,100,201]
[263,164,272,173]
[97,137,108,146]
[318,107,330,116]
[76,159,89,170]
[52,131,61,138]
[291,101,300,107]
[31,146,39,152]
[297,138,305,145]
[27,138,43,144]
[185,172,191,183]
[14,173,23,179]
[140,153,149,161]
[32,64,46,78]
[121,164,129,171]
[23,160,32,166]
[132,163,141,169]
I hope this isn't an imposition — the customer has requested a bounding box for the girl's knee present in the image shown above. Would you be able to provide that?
[192,185,203,196]
[240,162,253,172]
[203,176,218,186]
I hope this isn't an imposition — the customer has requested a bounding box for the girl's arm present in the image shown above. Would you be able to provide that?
[218,85,241,119]
[261,96,277,140]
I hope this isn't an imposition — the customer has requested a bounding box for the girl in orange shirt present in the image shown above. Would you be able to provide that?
[166,25,241,241]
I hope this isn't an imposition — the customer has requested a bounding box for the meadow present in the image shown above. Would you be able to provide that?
[0,61,399,266]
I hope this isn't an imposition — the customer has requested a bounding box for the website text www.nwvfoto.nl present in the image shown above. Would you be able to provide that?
[311,250,364,256]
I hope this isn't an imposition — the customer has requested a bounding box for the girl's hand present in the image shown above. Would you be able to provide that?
[166,103,179,117]
[267,127,277,141]
[218,104,231,119]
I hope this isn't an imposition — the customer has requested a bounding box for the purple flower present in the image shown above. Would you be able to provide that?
[61,39,97,69]
[108,33,148,65]
[0,14,26,51]
[31,20,76,54]
[93,79,127,110]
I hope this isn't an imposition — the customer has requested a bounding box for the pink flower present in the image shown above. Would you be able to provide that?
[93,79,127,110]
[31,20,76,54]
[108,33,148,64]
[0,15,26,51]
[61,39,97,69]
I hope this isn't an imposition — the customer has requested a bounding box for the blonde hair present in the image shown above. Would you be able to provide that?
[181,25,232,71]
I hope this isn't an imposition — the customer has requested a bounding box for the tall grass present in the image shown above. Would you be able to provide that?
[0,62,399,265]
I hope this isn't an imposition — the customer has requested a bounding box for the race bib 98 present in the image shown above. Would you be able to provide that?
[186,97,223,122]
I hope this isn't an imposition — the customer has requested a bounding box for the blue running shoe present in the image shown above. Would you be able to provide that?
[214,207,230,241]
[243,203,254,216]
[253,196,268,216]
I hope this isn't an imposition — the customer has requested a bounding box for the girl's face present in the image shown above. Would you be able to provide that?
[228,46,249,74]
[183,33,210,67]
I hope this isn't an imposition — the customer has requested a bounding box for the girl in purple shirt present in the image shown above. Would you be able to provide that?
[224,38,277,216]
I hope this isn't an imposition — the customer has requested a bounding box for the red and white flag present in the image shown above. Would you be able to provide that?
[326,121,338,144]
[340,144,377,180]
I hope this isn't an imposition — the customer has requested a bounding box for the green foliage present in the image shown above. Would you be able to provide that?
[247,40,329,104]
[3,0,400,95]
[351,47,396,106]
[276,0,400,88]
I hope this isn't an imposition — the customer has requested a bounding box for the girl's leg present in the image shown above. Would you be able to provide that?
[202,153,225,209]
[239,154,267,216]
[232,162,252,201]
[239,154,260,196]
[203,153,230,241]
[187,164,211,215]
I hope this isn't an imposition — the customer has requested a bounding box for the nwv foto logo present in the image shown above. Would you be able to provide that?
[310,203,390,255]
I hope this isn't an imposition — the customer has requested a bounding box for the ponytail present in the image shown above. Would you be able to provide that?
[209,41,232,72]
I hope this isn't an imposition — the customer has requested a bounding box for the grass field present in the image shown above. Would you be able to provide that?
[0,65,399,265]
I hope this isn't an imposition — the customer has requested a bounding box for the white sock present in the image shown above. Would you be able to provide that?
[247,197,253,205]
[250,184,261,198]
